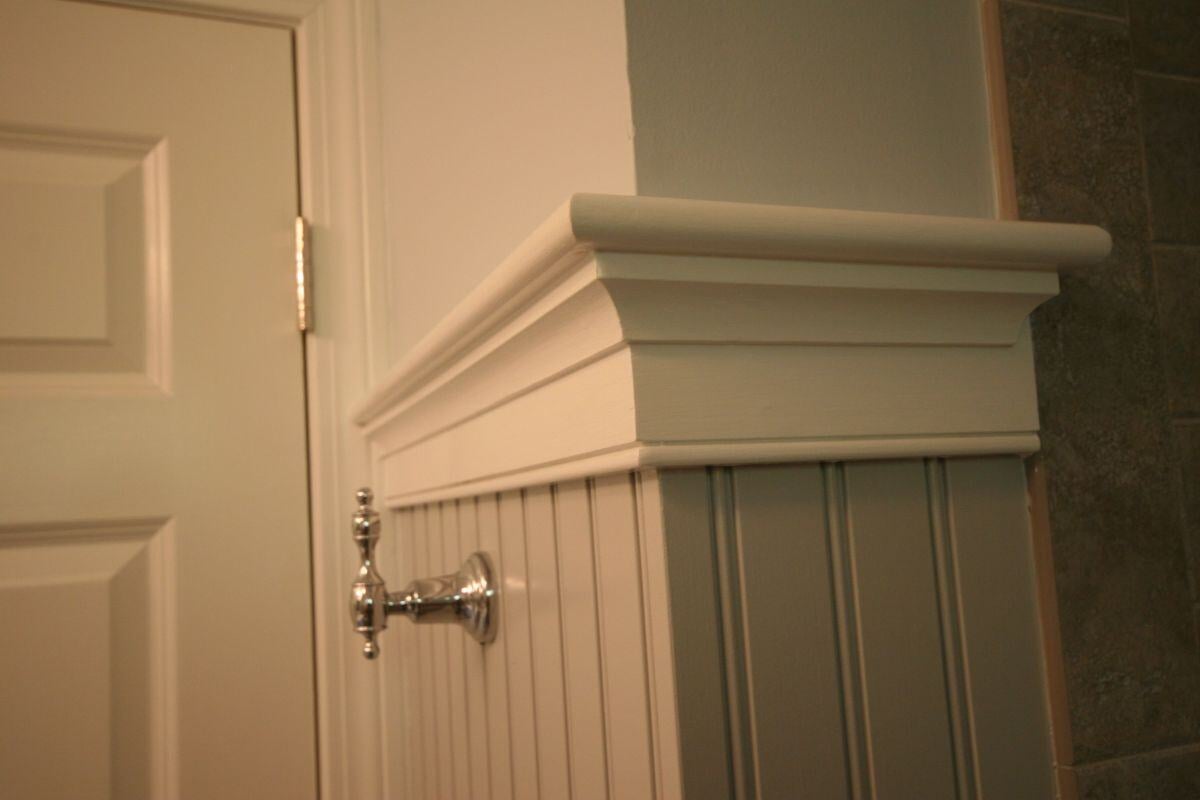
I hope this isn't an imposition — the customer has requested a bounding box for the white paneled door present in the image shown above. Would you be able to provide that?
[0,2,316,798]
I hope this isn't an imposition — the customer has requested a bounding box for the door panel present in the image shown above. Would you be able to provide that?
[0,2,316,797]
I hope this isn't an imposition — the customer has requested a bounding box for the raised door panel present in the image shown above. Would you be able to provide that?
[0,520,169,799]
[0,128,167,392]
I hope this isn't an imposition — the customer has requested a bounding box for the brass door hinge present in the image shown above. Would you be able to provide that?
[295,216,312,332]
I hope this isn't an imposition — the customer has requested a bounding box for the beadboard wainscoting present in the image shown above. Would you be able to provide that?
[356,194,1108,798]
[378,458,1052,799]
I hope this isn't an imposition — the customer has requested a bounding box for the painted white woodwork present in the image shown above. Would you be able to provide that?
[655,459,1054,799]
[354,193,1109,506]
[0,519,172,799]
[382,478,677,800]
[377,458,1051,800]
[118,5,1097,800]
[555,480,612,800]
[80,1,393,798]
[0,126,169,394]
[102,0,321,25]
[0,1,315,797]
[292,1,393,798]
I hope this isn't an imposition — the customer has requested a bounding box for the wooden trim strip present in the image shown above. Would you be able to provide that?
[1026,457,1077,796]
[980,0,1020,220]
[84,0,312,27]
[379,434,1042,509]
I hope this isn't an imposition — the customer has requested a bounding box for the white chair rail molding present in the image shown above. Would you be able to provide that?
[354,192,1108,505]
[354,193,1109,800]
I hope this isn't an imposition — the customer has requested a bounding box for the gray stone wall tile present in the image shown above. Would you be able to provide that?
[1139,75,1200,244]
[1028,0,1129,18]
[1002,0,1200,761]
[1077,745,1200,798]
[1156,247,1200,415]
[1175,422,1200,602]
[1002,5,1146,239]
[1129,0,1200,77]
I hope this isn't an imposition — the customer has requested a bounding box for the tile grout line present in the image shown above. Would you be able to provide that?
[1127,48,1200,618]
[1134,68,1200,86]
[1149,241,1200,250]
[1000,0,1128,25]
[1072,740,1200,772]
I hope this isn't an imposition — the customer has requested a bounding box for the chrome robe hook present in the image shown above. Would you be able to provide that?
[350,488,498,659]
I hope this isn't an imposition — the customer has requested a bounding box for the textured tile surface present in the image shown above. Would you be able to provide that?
[1129,0,1200,77]
[1176,423,1200,604]
[1139,75,1200,244]
[1002,5,1147,239]
[1029,0,1128,18]
[1156,247,1200,415]
[1076,745,1200,798]
[1002,1,1200,761]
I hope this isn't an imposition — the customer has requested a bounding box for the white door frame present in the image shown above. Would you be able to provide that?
[81,1,388,797]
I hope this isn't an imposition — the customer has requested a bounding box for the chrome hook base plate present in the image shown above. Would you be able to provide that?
[453,551,498,644]
[385,551,499,645]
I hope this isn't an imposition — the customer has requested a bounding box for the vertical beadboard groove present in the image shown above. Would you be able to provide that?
[730,465,849,798]
[554,479,610,800]
[498,490,541,797]
[458,498,491,800]
[443,502,471,800]
[523,486,572,799]
[710,468,756,800]
[382,508,417,800]
[944,459,1055,799]
[633,473,663,800]
[406,508,424,800]
[629,472,663,799]
[477,493,516,800]
[634,471,684,800]
[590,474,657,797]
[549,487,576,800]
[424,506,451,800]
[407,507,426,800]
[430,504,454,799]
[727,470,765,797]
[377,509,397,799]
[414,505,438,799]
[926,459,980,800]
[390,457,1053,800]
[843,462,959,800]
[822,462,871,800]
[586,478,617,798]
[653,470,732,799]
